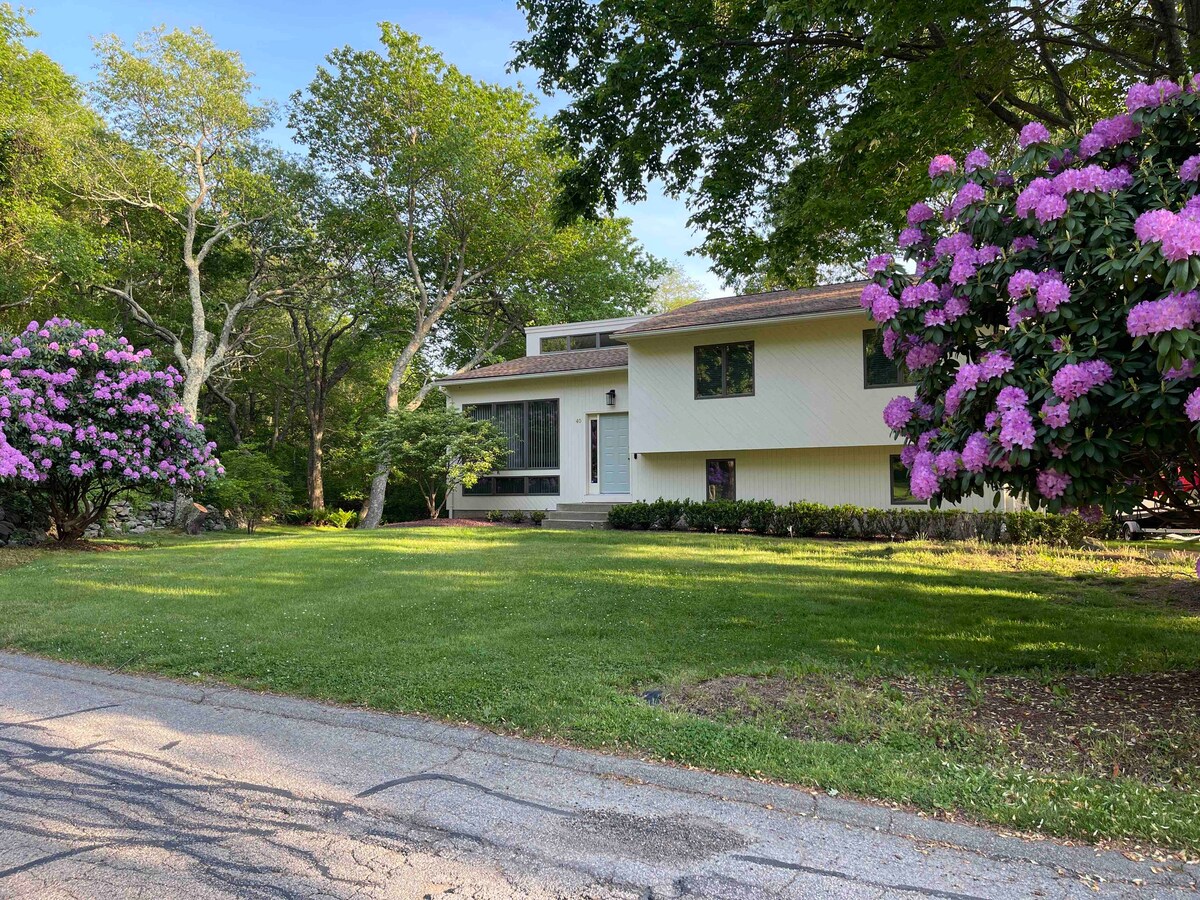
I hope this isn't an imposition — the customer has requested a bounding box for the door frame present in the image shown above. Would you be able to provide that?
[588,412,630,496]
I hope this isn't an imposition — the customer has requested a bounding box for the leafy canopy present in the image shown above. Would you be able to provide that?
[514,1,1200,286]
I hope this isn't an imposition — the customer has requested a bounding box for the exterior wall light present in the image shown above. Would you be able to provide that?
[605,389,616,406]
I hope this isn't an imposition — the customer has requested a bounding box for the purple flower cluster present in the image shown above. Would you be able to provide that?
[1014,165,1131,225]
[1041,402,1070,428]
[1051,359,1113,401]
[907,202,935,225]
[928,155,957,178]
[1036,469,1072,499]
[883,395,915,431]
[1126,80,1183,112]
[1018,122,1051,149]
[964,149,991,172]
[1182,155,1200,182]
[945,182,986,220]
[1187,387,1200,422]
[0,319,221,488]
[1126,291,1200,336]
[1077,114,1141,159]
[865,254,892,277]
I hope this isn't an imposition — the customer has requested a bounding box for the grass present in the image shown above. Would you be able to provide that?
[1,527,1198,852]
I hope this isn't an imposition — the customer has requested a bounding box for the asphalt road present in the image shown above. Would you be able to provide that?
[0,652,1194,899]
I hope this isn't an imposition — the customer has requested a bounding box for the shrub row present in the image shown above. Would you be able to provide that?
[608,499,1113,545]
[485,509,546,525]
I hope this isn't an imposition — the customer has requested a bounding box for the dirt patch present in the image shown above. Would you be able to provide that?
[38,540,142,552]
[1129,575,1200,611]
[662,671,1200,786]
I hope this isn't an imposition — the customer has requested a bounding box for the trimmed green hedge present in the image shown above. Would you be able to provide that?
[608,498,1112,545]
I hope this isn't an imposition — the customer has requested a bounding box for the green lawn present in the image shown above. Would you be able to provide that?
[1,527,1198,851]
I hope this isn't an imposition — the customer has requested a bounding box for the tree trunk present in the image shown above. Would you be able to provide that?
[307,415,326,510]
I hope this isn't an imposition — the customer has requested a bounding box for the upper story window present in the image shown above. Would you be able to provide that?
[694,341,754,398]
[540,331,621,353]
[863,330,915,389]
[465,399,559,469]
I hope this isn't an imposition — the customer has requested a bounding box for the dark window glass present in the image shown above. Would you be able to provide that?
[494,476,526,495]
[463,477,493,496]
[864,330,911,388]
[469,400,558,469]
[890,455,922,505]
[590,419,599,484]
[540,336,568,353]
[569,332,599,350]
[694,345,724,397]
[706,459,736,501]
[527,400,559,469]
[527,476,560,495]
[695,342,754,398]
[598,331,622,348]
[494,402,525,468]
[725,343,755,396]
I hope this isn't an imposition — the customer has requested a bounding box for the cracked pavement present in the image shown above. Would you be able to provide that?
[0,652,1195,899]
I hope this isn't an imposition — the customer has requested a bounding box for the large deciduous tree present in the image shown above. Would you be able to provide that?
[83,26,280,420]
[291,26,659,527]
[515,1,1200,286]
[861,76,1200,520]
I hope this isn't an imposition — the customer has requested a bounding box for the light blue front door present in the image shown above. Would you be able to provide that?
[598,414,630,494]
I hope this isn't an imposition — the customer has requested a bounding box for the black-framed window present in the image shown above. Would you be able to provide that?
[464,475,560,496]
[694,342,754,398]
[889,455,922,505]
[864,330,914,389]
[466,399,559,469]
[706,459,736,501]
[540,331,619,353]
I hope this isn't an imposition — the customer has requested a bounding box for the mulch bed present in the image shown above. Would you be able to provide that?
[662,671,1200,784]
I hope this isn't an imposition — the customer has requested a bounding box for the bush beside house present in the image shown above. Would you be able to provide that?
[610,498,1112,544]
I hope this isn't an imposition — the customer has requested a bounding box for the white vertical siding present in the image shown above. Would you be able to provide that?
[626,311,912,454]
[635,447,1009,511]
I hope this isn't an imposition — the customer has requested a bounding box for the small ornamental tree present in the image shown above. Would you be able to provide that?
[0,319,222,541]
[862,77,1200,521]
[201,447,290,533]
[364,407,507,520]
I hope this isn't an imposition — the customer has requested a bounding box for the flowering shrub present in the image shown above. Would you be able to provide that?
[0,319,221,540]
[863,76,1200,518]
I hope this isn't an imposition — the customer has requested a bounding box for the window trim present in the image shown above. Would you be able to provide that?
[465,399,559,470]
[705,458,737,501]
[694,341,755,400]
[863,329,912,390]
[889,454,924,506]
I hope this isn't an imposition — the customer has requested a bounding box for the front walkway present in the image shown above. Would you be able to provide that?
[0,652,1193,899]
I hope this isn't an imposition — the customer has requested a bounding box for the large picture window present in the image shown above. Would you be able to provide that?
[889,454,922,505]
[694,342,754,398]
[864,330,914,389]
[463,475,560,496]
[706,459,736,501]
[466,399,559,469]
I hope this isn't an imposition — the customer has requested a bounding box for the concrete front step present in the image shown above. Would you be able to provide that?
[545,508,610,521]
[552,502,625,513]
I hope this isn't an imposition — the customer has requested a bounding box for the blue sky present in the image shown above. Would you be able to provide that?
[25,0,727,297]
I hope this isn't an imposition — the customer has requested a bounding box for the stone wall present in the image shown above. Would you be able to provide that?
[84,500,230,537]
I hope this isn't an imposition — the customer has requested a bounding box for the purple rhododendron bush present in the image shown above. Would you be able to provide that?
[864,77,1200,521]
[0,318,222,541]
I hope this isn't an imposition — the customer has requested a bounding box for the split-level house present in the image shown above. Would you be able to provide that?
[436,282,1009,525]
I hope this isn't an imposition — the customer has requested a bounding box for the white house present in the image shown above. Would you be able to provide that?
[437,282,1008,523]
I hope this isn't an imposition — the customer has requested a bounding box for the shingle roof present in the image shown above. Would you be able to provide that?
[615,280,867,337]
[438,347,628,383]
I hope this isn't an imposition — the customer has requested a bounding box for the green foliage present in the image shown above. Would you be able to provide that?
[513,1,1156,284]
[202,448,291,533]
[609,500,1112,546]
[506,510,527,525]
[528,509,546,526]
[486,509,505,523]
[282,506,359,529]
[365,406,508,520]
